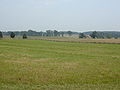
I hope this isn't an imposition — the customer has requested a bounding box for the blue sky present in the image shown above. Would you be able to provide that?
[0,0,120,32]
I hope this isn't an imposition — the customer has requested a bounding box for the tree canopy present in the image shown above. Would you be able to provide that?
[23,34,27,39]
[0,31,3,38]
[10,32,15,38]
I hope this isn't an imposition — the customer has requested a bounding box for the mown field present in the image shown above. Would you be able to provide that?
[37,37,120,44]
[0,39,120,90]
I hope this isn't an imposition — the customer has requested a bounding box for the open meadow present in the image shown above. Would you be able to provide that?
[38,37,120,44]
[0,39,120,90]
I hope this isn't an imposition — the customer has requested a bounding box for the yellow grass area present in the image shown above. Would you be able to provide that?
[38,37,120,44]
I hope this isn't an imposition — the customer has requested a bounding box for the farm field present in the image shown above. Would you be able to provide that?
[3,36,120,44]
[38,37,120,44]
[0,39,120,90]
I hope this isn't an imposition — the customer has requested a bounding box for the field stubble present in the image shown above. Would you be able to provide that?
[0,39,120,90]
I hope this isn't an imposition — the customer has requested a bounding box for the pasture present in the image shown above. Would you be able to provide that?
[0,39,120,90]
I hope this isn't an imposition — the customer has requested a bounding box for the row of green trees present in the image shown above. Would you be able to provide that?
[1,31,119,39]
[2,30,78,37]
[34,30,73,37]
[79,31,119,39]
[0,31,27,39]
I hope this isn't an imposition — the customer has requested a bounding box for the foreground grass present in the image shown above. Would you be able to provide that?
[0,39,120,90]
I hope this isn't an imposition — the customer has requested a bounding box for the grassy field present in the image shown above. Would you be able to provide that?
[0,39,120,90]
[3,36,120,44]
[37,37,120,44]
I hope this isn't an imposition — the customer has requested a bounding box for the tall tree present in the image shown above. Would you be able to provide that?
[54,30,58,36]
[23,34,27,39]
[79,33,86,38]
[67,31,72,36]
[10,32,15,38]
[60,32,64,37]
[46,30,53,36]
[39,31,43,36]
[90,31,98,39]
[0,31,3,38]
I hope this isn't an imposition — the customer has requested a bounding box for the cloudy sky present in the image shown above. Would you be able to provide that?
[0,0,120,32]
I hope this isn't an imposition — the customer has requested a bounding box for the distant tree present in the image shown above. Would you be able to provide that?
[57,32,61,37]
[67,31,72,36]
[28,30,39,36]
[61,32,64,37]
[106,34,112,39]
[99,32,105,39]
[90,31,98,39]
[115,37,118,39]
[54,30,58,36]
[23,34,27,39]
[43,32,47,36]
[10,32,15,38]
[0,31,3,38]
[79,33,86,38]
[39,31,43,36]
[28,30,33,32]
[115,36,118,39]
[46,30,53,36]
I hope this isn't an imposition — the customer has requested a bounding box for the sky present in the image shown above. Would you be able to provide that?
[0,0,120,32]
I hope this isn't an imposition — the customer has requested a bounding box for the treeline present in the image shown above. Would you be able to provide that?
[0,30,120,39]
[0,31,27,39]
[1,30,78,37]
[0,30,78,39]
[84,31,120,39]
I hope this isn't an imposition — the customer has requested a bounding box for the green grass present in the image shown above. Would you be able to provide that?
[0,39,120,90]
